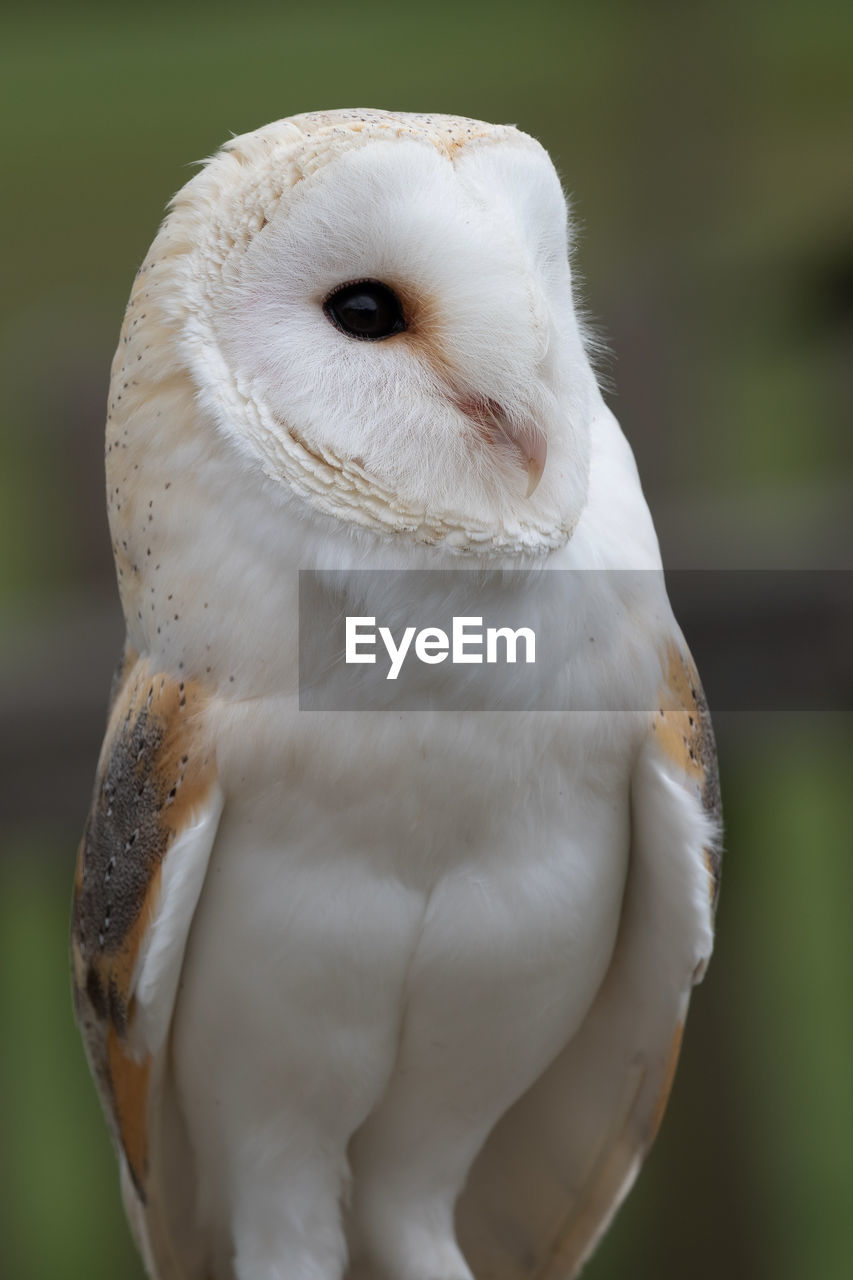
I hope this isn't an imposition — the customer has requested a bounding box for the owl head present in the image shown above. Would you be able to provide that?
[109,110,602,573]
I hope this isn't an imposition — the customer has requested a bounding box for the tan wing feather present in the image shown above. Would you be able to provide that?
[71,652,219,1202]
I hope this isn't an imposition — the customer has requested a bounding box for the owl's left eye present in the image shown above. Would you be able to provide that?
[323,280,407,341]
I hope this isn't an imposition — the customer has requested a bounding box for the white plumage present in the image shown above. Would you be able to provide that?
[72,109,721,1280]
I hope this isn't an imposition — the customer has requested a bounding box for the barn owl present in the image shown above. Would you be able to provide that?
[71,109,721,1280]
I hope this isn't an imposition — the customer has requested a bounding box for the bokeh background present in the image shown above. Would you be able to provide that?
[1,1,851,1276]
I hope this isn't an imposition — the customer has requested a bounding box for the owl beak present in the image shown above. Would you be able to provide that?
[453,394,547,498]
[515,422,548,498]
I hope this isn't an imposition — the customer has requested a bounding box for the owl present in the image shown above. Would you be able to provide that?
[71,109,721,1280]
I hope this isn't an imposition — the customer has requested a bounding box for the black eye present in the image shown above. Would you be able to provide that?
[323,279,407,341]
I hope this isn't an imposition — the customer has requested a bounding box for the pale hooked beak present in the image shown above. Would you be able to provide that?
[452,394,548,498]
[514,419,548,498]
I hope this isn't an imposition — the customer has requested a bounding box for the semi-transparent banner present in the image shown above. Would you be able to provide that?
[297,569,852,712]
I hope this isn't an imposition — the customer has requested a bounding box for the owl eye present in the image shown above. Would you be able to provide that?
[323,280,407,341]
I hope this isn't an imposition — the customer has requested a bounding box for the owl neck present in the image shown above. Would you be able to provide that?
[107,365,662,708]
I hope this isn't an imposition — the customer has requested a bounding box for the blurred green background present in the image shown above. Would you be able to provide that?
[1,1,851,1277]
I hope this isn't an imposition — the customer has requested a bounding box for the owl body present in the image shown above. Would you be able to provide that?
[73,111,720,1280]
[172,709,628,1278]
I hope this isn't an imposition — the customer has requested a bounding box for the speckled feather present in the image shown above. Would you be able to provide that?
[72,656,217,1197]
[653,641,722,906]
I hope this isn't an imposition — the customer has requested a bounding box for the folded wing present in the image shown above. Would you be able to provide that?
[457,639,721,1279]
[71,651,223,1274]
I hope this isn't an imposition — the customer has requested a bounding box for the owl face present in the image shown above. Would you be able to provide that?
[136,112,601,558]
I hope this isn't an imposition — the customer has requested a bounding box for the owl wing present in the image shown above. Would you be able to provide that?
[456,637,721,1280]
[71,649,223,1262]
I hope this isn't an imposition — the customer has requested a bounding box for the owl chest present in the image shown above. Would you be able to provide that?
[172,710,633,1233]
[204,707,631,1026]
